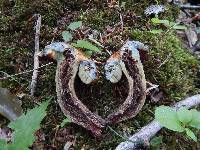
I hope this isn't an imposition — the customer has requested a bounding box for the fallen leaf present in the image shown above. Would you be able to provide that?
[0,87,22,121]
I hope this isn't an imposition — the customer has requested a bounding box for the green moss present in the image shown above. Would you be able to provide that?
[81,9,120,31]
[1,0,200,149]
[128,29,199,101]
[0,0,63,26]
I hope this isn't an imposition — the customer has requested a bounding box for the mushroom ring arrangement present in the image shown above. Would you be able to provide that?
[39,40,148,136]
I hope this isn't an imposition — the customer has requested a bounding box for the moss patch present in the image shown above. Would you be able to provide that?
[128,29,199,101]
[1,0,200,149]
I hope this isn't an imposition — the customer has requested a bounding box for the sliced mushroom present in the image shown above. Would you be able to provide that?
[40,41,148,136]
[39,42,104,136]
[105,41,148,124]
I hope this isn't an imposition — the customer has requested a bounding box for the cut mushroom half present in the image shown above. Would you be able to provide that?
[39,42,104,136]
[105,41,148,124]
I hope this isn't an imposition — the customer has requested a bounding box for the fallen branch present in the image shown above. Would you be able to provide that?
[30,14,42,96]
[173,2,200,9]
[179,4,200,9]
[116,94,200,150]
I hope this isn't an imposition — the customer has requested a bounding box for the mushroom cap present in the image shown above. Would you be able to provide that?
[104,61,122,83]
[43,42,70,53]
[78,60,98,84]
[40,42,74,61]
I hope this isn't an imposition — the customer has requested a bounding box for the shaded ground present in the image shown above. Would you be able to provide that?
[0,0,200,149]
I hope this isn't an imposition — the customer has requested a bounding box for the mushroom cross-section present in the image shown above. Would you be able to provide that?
[40,40,148,136]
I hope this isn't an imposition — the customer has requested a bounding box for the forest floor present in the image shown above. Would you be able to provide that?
[0,0,200,149]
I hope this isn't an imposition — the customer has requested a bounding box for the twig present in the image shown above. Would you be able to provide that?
[106,50,112,55]
[63,141,74,150]
[30,14,42,96]
[173,1,200,9]
[119,11,124,31]
[158,53,171,68]
[179,4,200,9]
[52,125,59,146]
[116,94,200,150]
[88,36,104,48]
[0,62,53,80]
[146,81,159,93]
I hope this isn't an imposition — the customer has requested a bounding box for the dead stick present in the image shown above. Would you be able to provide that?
[180,4,200,9]
[30,14,41,96]
[116,94,200,150]
[119,12,123,31]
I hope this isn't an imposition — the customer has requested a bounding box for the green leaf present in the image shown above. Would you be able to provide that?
[68,21,82,31]
[185,128,197,142]
[0,139,8,150]
[84,50,93,57]
[159,20,170,25]
[177,107,192,124]
[189,109,200,129]
[62,31,73,42]
[149,29,163,34]
[60,117,71,128]
[155,106,185,132]
[72,40,101,52]
[173,25,187,30]
[151,18,169,25]
[151,18,161,24]
[150,136,163,147]
[169,22,176,27]
[7,101,49,150]
[120,2,126,9]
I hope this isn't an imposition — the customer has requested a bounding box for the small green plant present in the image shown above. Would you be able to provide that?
[150,18,187,34]
[0,101,49,150]
[62,21,101,55]
[155,106,200,142]
[62,21,82,42]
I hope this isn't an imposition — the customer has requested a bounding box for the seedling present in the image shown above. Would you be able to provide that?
[61,21,101,56]
[150,18,187,34]
[155,106,200,142]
